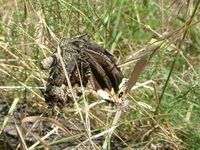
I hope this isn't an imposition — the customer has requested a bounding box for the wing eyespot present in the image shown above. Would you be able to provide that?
[118,91,123,98]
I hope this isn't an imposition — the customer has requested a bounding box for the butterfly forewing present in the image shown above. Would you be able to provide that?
[88,56,113,91]
[84,45,124,93]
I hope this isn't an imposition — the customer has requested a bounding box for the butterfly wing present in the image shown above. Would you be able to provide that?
[84,43,124,93]
[89,55,113,91]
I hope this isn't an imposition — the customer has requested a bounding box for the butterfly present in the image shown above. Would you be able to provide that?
[41,33,160,109]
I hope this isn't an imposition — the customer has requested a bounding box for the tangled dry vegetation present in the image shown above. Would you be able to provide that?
[0,0,200,149]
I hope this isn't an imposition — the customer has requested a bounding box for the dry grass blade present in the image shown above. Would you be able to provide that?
[0,67,44,100]
[21,126,50,149]
[0,98,20,134]
[126,44,161,94]
[14,121,29,150]
[29,127,59,150]
[125,55,149,94]
[1,0,200,149]
[74,124,118,150]
[22,116,86,148]
[102,110,122,149]
[74,59,95,147]
[56,46,87,135]
[22,116,71,136]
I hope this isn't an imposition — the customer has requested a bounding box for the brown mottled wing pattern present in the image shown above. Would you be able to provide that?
[44,35,91,107]
[42,33,124,107]
[84,43,124,93]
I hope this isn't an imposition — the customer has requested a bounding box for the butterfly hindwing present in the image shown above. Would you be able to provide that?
[68,34,125,104]
[84,44,124,93]
[88,55,113,91]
